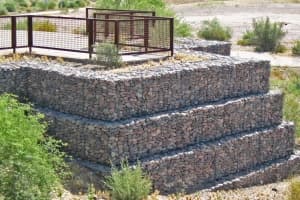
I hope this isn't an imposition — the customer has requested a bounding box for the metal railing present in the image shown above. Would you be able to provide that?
[0,9,173,58]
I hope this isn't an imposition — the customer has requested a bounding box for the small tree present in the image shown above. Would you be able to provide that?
[95,43,122,69]
[105,160,152,200]
[197,18,232,41]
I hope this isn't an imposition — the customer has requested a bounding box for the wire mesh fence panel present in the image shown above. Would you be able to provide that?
[148,19,171,51]
[16,16,28,48]
[31,16,89,53]
[93,19,115,44]
[0,17,12,49]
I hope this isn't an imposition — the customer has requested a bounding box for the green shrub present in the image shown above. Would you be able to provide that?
[292,40,300,56]
[96,0,192,37]
[4,0,17,12]
[105,160,152,200]
[275,43,287,53]
[0,5,8,15]
[33,20,57,32]
[94,43,122,69]
[288,179,300,200]
[0,94,69,200]
[237,30,255,46]
[197,18,232,41]
[36,0,57,10]
[2,19,28,30]
[244,17,286,52]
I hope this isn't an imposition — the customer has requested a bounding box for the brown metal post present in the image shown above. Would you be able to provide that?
[130,13,134,39]
[27,15,33,54]
[88,19,94,59]
[170,18,174,56]
[114,21,119,48]
[144,19,149,52]
[104,14,109,38]
[11,16,16,54]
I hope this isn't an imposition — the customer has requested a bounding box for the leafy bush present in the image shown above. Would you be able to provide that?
[0,94,69,200]
[197,18,232,41]
[33,20,57,32]
[58,0,88,9]
[36,0,57,10]
[240,17,286,52]
[96,0,192,37]
[292,40,300,56]
[275,43,287,53]
[95,43,122,69]
[4,0,17,12]
[288,179,300,200]
[105,160,152,200]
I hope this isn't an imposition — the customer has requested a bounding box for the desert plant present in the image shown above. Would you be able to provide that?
[288,179,300,200]
[275,43,287,53]
[96,0,192,37]
[247,17,286,52]
[292,40,300,56]
[94,43,122,69]
[87,184,96,200]
[0,94,69,200]
[36,0,57,10]
[33,20,57,32]
[105,160,152,200]
[197,18,232,41]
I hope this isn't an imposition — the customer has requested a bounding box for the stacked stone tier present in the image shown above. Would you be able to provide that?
[44,91,283,165]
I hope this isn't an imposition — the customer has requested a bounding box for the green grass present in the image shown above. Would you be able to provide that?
[270,67,300,138]
[292,40,300,56]
[288,178,300,200]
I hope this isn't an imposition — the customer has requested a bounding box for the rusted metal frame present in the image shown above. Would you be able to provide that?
[32,46,90,53]
[114,21,119,48]
[117,43,169,50]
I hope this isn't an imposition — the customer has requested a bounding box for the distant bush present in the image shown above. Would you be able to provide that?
[33,20,57,32]
[197,18,232,41]
[4,0,17,12]
[36,0,57,10]
[105,160,152,200]
[58,0,88,9]
[95,43,122,69]
[288,179,300,200]
[239,17,286,52]
[0,5,8,15]
[275,43,287,53]
[292,40,300,56]
[175,19,193,37]
[0,94,69,200]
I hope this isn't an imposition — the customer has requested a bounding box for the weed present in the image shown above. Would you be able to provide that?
[94,43,122,69]
[87,184,96,200]
[292,40,300,56]
[237,30,255,46]
[197,18,232,41]
[105,160,152,200]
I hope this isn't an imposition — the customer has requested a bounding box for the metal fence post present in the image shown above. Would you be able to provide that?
[130,13,134,39]
[88,19,94,59]
[27,15,33,54]
[170,18,174,56]
[11,16,16,54]
[115,21,119,48]
[144,19,149,52]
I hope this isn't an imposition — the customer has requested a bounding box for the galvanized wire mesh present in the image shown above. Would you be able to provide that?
[0,16,12,49]
[16,16,28,48]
